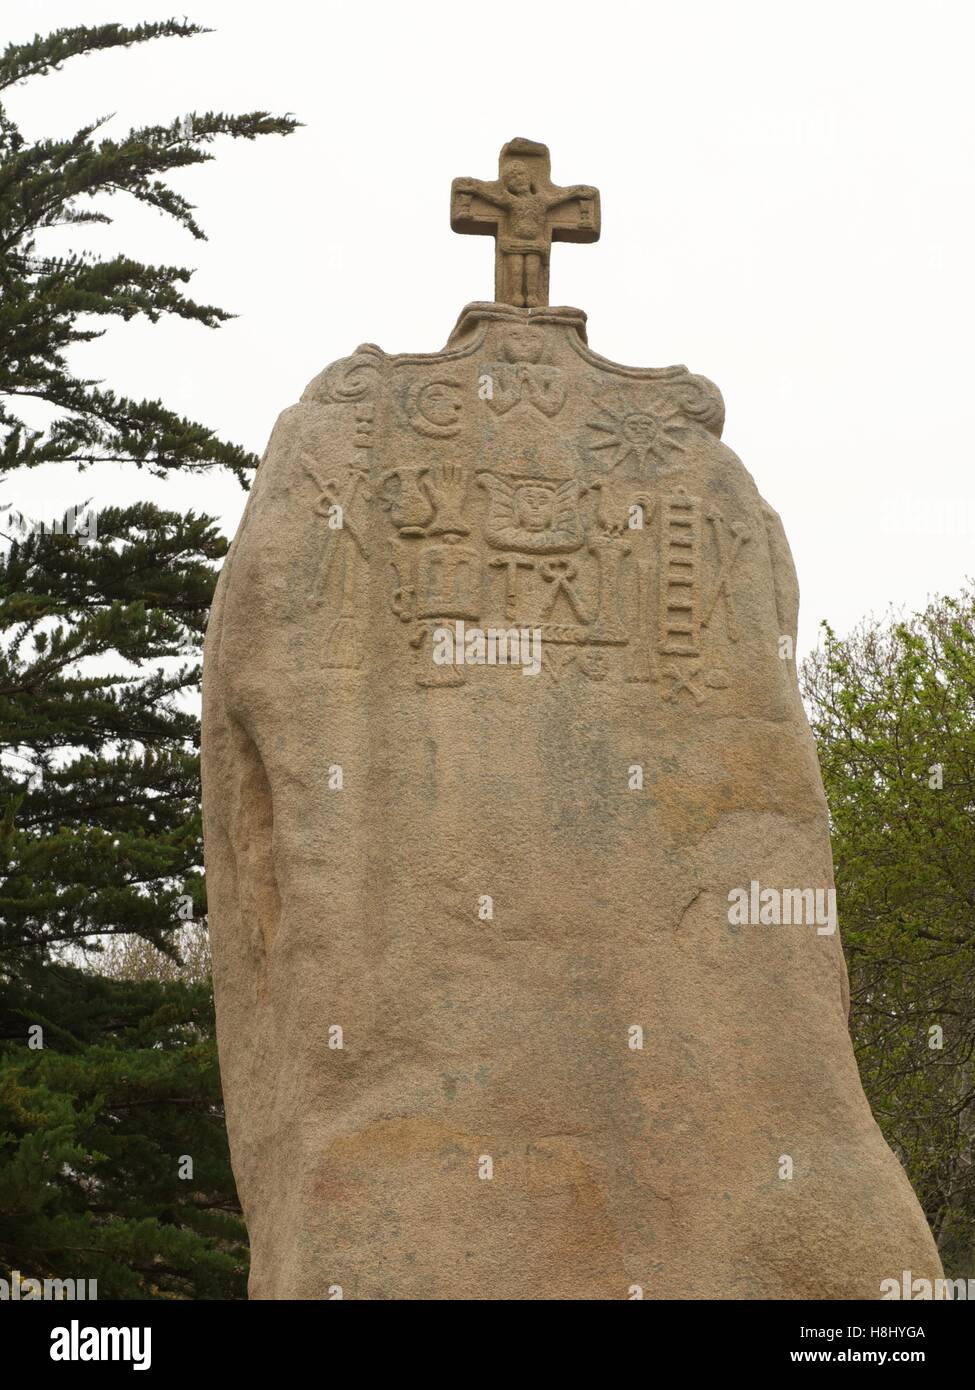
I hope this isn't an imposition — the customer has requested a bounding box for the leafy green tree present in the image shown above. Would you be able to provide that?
[0,20,297,1297]
[802,590,975,1277]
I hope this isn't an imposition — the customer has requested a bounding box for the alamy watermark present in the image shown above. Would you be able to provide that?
[1,504,98,544]
[882,1270,974,1300]
[431,620,542,677]
[727,880,837,935]
[50,1319,150,1370]
[0,1270,97,1300]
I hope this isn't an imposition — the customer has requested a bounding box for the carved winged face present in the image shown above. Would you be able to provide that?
[515,485,555,532]
[477,473,583,554]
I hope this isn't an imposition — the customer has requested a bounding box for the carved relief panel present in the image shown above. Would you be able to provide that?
[296,312,765,705]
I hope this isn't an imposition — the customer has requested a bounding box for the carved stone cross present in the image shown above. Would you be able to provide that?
[451,138,600,308]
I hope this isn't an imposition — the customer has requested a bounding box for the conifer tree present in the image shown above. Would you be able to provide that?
[0,20,297,1298]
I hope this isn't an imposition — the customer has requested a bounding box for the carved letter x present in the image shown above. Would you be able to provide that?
[702,514,750,642]
[663,664,706,704]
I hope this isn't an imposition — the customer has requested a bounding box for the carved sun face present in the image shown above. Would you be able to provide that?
[586,398,689,474]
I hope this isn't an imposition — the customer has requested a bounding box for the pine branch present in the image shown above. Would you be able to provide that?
[0,22,209,93]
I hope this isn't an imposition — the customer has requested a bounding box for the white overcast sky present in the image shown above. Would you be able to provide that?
[4,0,973,658]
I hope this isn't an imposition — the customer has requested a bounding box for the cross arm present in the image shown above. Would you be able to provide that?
[451,177,510,236]
[548,185,601,244]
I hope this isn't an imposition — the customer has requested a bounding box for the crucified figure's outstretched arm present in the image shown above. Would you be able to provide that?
[453,178,511,209]
[546,184,598,210]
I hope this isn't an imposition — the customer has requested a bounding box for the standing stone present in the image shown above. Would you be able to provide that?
[202,140,942,1299]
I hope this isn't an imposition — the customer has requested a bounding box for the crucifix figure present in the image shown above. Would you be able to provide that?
[451,138,600,308]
